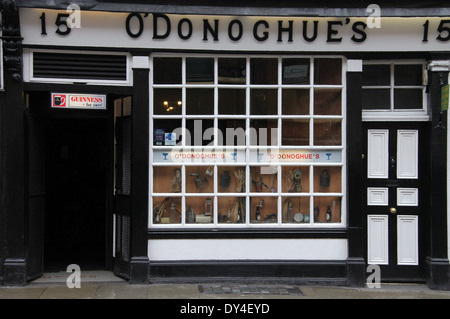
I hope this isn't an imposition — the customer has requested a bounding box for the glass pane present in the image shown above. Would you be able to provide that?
[394,89,423,109]
[186,166,214,193]
[282,119,309,146]
[282,197,310,224]
[153,196,182,224]
[362,64,390,86]
[282,58,310,84]
[282,89,309,115]
[218,58,246,84]
[185,197,213,224]
[153,119,182,146]
[186,57,214,84]
[153,57,182,84]
[250,89,278,115]
[313,166,341,193]
[154,88,182,115]
[250,58,278,84]
[361,89,390,110]
[250,166,278,193]
[218,119,246,146]
[313,119,341,146]
[394,64,423,86]
[218,89,246,115]
[314,89,341,115]
[185,119,214,146]
[250,119,278,146]
[218,197,246,223]
[250,196,278,223]
[282,166,310,193]
[186,88,214,115]
[152,166,182,193]
[313,196,341,223]
[218,166,246,193]
[314,58,342,85]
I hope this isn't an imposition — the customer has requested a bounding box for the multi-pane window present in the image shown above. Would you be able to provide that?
[150,55,345,228]
[362,61,426,112]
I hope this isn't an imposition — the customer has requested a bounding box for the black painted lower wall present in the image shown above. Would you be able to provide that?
[148,260,348,286]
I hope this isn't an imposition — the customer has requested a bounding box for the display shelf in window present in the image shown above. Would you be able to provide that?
[218,196,246,224]
[185,196,214,224]
[217,166,246,193]
[313,196,341,223]
[282,196,310,224]
[153,196,182,224]
[250,196,278,223]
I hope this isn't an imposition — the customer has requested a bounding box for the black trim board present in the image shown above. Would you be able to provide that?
[148,260,347,285]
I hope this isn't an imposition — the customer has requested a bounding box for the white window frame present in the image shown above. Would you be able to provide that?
[362,60,429,122]
[149,53,347,229]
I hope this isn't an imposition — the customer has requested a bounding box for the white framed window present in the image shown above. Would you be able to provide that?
[362,60,428,122]
[149,54,346,229]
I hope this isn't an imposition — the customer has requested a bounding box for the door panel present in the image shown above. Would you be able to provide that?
[364,122,426,281]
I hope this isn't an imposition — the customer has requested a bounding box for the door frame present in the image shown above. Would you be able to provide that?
[362,121,430,282]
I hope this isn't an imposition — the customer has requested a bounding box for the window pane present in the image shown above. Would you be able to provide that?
[218,58,246,84]
[218,89,246,115]
[314,89,341,115]
[282,58,310,84]
[153,166,182,193]
[314,58,342,85]
[186,88,214,115]
[218,119,246,146]
[282,89,309,115]
[282,197,310,224]
[153,196,182,224]
[362,64,390,86]
[153,119,182,145]
[250,196,278,223]
[362,89,390,110]
[154,88,182,115]
[218,166,246,193]
[282,119,309,146]
[250,58,278,84]
[250,89,278,115]
[313,119,341,146]
[185,196,213,224]
[186,57,214,84]
[153,57,182,84]
[313,196,341,223]
[218,197,246,223]
[186,119,214,146]
[394,89,423,109]
[394,64,423,86]
[250,119,278,146]
[186,166,214,193]
[313,166,341,193]
[282,166,310,193]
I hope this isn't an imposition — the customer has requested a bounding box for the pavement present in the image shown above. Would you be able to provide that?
[0,271,449,300]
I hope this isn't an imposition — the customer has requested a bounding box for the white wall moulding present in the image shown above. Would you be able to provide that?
[397,215,419,265]
[367,129,389,179]
[367,215,389,265]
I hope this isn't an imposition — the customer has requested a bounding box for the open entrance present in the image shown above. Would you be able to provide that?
[43,118,111,272]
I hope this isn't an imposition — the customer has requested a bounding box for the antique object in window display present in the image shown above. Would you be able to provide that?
[186,205,195,223]
[220,170,231,188]
[205,198,212,216]
[190,172,209,190]
[320,169,330,187]
[170,168,182,193]
[287,200,294,222]
[252,177,268,192]
[234,168,245,192]
[255,200,264,221]
[169,202,181,223]
[326,205,331,222]
[205,166,214,177]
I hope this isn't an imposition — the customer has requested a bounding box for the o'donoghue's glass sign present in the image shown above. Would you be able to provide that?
[51,93,107,109]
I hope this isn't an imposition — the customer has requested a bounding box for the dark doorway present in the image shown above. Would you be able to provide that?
[44,117,110,272]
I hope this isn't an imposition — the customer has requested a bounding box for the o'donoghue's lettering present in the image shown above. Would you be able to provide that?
[179,303,270,316]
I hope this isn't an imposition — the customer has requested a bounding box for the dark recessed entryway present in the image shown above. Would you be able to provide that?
[43,118,110,272]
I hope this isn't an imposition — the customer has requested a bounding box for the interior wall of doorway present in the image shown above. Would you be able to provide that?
[27,91,115,273]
